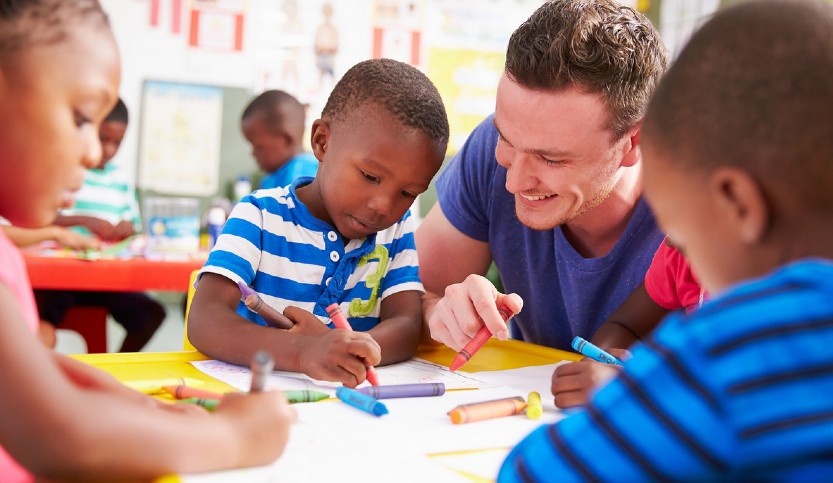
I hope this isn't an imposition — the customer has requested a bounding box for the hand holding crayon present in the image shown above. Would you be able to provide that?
[571,336,624,366]
[326,303,380,386]
[449,305,515,372]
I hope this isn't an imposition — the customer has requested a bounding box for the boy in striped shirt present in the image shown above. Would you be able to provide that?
[501,0,833,480]
[189,59,449,387]
[35,99,166,352]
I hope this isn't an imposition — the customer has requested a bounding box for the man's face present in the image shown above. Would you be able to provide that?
[494,74,634,231]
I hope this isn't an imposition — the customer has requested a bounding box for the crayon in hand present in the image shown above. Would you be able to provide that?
[237,281,294,329]
[571,336,624,366]
[448,396,526,424]
[449,305,514,372]
[249,350,274,393]
[326,303,379,386]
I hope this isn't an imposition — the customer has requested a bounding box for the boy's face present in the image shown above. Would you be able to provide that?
[307,103,444,240]
[242,112,291,174]
[98,119,127,168]
[493,74,639,231]
[0,28,120,228]
[642,142,744,294]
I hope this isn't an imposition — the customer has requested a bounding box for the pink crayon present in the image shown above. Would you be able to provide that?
[237,281,293,329]
[326,303,379,386]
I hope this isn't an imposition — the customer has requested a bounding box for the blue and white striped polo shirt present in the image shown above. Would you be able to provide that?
[500,259,833,481]
[199,177,423,331]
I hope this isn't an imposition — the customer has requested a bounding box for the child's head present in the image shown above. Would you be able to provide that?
[0,0,120,229]
[641,0,833,293]
[241,90,307,175]
[99,97,128,168]
[303,58,449,240]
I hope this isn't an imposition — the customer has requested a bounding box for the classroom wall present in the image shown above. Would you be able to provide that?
[98,0,711,220]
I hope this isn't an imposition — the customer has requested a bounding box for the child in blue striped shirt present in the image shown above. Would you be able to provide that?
[190,58,449,387]
[501,0,833,480]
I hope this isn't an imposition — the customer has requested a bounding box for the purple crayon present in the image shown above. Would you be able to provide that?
[357,383,445,399]
[237,281,293,329]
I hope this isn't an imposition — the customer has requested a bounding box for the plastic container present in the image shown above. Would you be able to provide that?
[233,175,252,202]
[207,205,227,249]
[144,197,200,259]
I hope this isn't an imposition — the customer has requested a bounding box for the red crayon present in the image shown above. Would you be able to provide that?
[449,305,514,372]
[325,303,379,386]
[163,385,225,401]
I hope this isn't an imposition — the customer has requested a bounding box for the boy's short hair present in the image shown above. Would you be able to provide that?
[505,0,667,139]
[241,90,306,140]
[105,98,129,125]
[0,0,109,61]
[643,0,833,210]
[321,58,449,150]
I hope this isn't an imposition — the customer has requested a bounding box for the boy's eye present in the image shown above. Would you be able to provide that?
[361,171,381,184]
[401,191,417,199]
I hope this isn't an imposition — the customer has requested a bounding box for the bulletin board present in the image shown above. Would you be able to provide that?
[138,80,224,196]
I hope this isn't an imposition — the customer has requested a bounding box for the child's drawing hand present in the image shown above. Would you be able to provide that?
[285,306,329,335]
[214,391,296,466]
[53,227,100,251]
[299,330,381,387]
[551,348,631,408]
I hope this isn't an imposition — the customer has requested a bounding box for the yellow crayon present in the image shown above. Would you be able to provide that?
[122,377,205,395]
[526,391,542,420]
[449,396,527,424]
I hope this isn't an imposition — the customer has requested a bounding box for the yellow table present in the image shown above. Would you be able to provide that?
[72,339,581,481]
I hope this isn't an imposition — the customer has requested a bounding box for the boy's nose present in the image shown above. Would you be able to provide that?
[368,194,393,219]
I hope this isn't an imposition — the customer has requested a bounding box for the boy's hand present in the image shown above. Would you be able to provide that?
[84,218,119,241]
[113,220,135,240]
[551,348,631,408]
[52,227,101,251]
[214,391,296,467]
[285,306,329,335]
[298,330,381,387]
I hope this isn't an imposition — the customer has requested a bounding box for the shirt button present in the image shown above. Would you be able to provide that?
[330,251,339,262]
[325,277,332,285]
[327,231,338,242]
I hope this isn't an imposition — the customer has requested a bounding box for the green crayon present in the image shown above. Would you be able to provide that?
[284,389,329,404]
[178,397,219,412]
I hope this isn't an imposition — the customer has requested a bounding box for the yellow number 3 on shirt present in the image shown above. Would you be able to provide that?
[349,245,389,317]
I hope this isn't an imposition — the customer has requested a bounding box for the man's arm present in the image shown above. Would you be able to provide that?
[416,204,522,350]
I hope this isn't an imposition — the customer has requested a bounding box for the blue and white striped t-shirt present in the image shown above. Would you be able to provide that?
[199,177,423,331]
[500,259,833,482]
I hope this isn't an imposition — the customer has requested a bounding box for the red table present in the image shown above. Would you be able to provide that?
[24,254,204,292]
[24,253,205,353]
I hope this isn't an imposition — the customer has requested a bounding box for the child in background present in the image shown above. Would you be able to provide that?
[241,89,319,190]
[34,98,166,352]
[0,1,293,481]
[189,58,449,387]
[551,237,703,407]
[501,0,833,479]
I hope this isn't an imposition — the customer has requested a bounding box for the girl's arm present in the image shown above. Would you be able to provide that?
[0,283,294,481]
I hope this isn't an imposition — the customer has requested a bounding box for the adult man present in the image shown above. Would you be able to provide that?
[416,0,668,351]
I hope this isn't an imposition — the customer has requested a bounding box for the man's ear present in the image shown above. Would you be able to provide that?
[619,124,641,168]
[310,119,329,160]
[710,166,771,244]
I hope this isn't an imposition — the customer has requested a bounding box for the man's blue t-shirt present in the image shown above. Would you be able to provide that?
[436,115,663,350]
[260,152,319,190]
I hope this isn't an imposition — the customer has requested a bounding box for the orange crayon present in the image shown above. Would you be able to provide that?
[326,303,379,386]
[448,396,527,424]
[449,305,515,372]
[163,385,226,401]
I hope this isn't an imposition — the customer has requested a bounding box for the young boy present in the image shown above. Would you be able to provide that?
[189,58,449,387]
[501,0,833,480]
[241,89,319,190]
[0,1,292,480]
[34,99,166,352]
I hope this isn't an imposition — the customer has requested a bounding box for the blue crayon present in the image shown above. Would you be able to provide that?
[335,386,389,417]
[571,336,624,366]
[357,383,445,399]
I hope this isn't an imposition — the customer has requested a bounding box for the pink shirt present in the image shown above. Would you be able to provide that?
[644,238,704,312]
[0,230,37,482]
